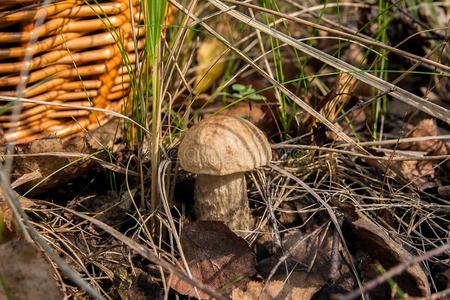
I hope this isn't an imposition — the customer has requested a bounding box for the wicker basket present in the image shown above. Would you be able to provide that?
[0,0,160,143]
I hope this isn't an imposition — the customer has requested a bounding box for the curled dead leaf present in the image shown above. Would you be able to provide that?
[321,72,358,122]
[343,207,430,298]
[400,160,436,190]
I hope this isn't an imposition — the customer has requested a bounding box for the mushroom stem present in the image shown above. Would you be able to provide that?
[195,173,254,235]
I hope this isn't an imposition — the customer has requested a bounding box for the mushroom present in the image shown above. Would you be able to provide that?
[178,115,272,234]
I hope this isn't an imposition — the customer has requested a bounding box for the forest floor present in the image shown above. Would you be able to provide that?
[0,1,449,299]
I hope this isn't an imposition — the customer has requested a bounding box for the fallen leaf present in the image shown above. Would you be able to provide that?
[283,227,354,292]
[71,190,132,227]
[343,207,430,298]
[194,38,229,94]
[435,268,450,291]
[396,119,448,188]
[11,170,42,189]
[0,240,63,299]
[321,72,359,122]
[86,118,124,150]
[419,5,448,31]
[169,221,256,299]
[399,119,447,154]
[220,102,267,129]
[256,226,353,297]
[232,272,324,300]
[9,137,93,195]
[400,160,436,190]
[0,192,36,243]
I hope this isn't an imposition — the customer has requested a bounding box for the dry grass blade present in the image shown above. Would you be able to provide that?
[339,135,450,148]
[206,0,450,124]
[272,144,450,161]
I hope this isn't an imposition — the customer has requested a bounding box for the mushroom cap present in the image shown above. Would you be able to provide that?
[179,115,272,175]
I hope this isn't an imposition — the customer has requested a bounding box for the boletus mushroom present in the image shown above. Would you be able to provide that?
[178,115,272,235]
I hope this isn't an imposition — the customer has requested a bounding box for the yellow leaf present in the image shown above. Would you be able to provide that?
[194,38,228,94]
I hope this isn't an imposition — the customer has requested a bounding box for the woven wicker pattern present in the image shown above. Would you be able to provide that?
[0,0,146,143]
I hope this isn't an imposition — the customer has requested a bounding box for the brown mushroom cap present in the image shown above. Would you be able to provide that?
[179,115,272,176]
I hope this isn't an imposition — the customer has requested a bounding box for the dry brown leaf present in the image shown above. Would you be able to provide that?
[396,119,448,188]
[75,190,132,227]
[194,38,228,94]
[399,119,446,154]
[0,192,36,243]
[436,268,450,291]
[232,272,324,300]
[169,221,256,299]
[322,72,359,121]
[0,171,40,242]
[86,118,124,150]
[257,226,353,297]
[11,170,42,189]
[10,137,93,195]
[283,226,329,273]
[320,44,364,123]
[344,207,430,297]
[221,102,266,128]
[438,185,450,198]
[400,160,436,190]
[0,240,63,300]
